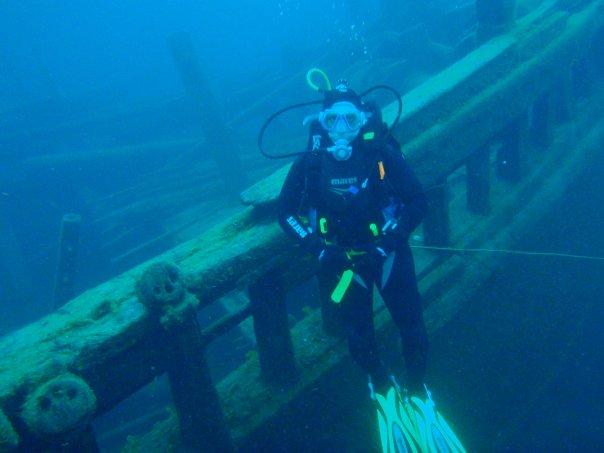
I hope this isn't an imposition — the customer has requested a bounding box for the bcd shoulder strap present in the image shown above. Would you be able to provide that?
[302,151,323,206]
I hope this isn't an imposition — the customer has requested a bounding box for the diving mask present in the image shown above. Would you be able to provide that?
[319,102,369,133]
[319,101,370,161]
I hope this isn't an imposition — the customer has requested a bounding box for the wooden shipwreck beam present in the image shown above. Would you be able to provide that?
[128,85,604,452]
[0,0,602,450]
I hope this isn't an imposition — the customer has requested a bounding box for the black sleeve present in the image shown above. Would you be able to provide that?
[277,155,322,255]
[383,145,428,233]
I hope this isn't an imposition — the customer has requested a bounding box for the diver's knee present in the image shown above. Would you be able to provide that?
[348,334,380,371]
[402,323,429,353]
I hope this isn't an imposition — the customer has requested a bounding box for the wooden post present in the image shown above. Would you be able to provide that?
[167,316,234,452]
[78,425,100,453]
[136,262,232,451]
[20,373,98,452]
[53,213,82,308]
[423,182,450,247]
[318,275,345,337]
[249,273,297,386]
[497,113,528,182]
[51,425,98,453]
[466,145,491,215]
[167,32,247,198]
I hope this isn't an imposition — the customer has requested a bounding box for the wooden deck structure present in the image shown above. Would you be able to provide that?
[0,0,602,450]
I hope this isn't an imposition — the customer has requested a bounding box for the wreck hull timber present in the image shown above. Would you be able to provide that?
[131,85,604,451]
[0,0,602,450]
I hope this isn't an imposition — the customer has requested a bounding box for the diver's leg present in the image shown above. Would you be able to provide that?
[379,245,429,394]
[339,273,390,393]
[317,270,345,336]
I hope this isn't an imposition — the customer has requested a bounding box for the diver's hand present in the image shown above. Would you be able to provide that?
[380,224,410,252]
[365,245,388,268]
[319,245,350,270]
[304,234,325,258]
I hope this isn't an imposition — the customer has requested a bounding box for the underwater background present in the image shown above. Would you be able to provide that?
[1,0,603,451]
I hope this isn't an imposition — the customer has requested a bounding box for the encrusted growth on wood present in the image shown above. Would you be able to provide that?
[0,1,602,450]
[21,373,96,440]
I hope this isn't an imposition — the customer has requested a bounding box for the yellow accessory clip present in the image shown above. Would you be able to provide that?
[346,249,366,258]
[319,217,328,235]
[330,269,354,304]
[369,223,379,237]
[306,68,332,92]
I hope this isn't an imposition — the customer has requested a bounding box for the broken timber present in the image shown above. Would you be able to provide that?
[0,0,602,450]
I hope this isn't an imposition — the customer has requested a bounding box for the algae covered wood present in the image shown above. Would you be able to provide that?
[0,208,289,375]
[0,0,602,450]
[128,76,604,452]
[0,206,302,446]
[167,32,247,195]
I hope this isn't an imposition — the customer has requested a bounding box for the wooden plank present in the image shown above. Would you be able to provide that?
[130,85,604,451]
[0,2,602,449]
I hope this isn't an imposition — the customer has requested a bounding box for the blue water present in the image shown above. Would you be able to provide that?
[1,1,603,451]
[429,148,604,451]
[0,0,374,329]
[0,0,461,331]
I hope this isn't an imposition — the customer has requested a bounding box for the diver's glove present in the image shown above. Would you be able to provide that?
[380,212,411,252]
[303,234,325,259]
[318,244,350,270]
[381,229,409,252]
[364,245,388,268]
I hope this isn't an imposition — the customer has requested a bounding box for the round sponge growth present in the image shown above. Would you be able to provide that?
[21,373,96,438]
[136,262,185,312]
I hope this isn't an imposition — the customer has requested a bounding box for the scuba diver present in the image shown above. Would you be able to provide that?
[264,71,428,396]
[260,70,465,452]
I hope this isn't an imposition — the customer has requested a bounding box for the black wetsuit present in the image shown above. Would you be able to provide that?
[278,129,429,393]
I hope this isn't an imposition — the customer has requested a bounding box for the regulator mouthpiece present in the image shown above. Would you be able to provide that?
[327,139,353,161]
